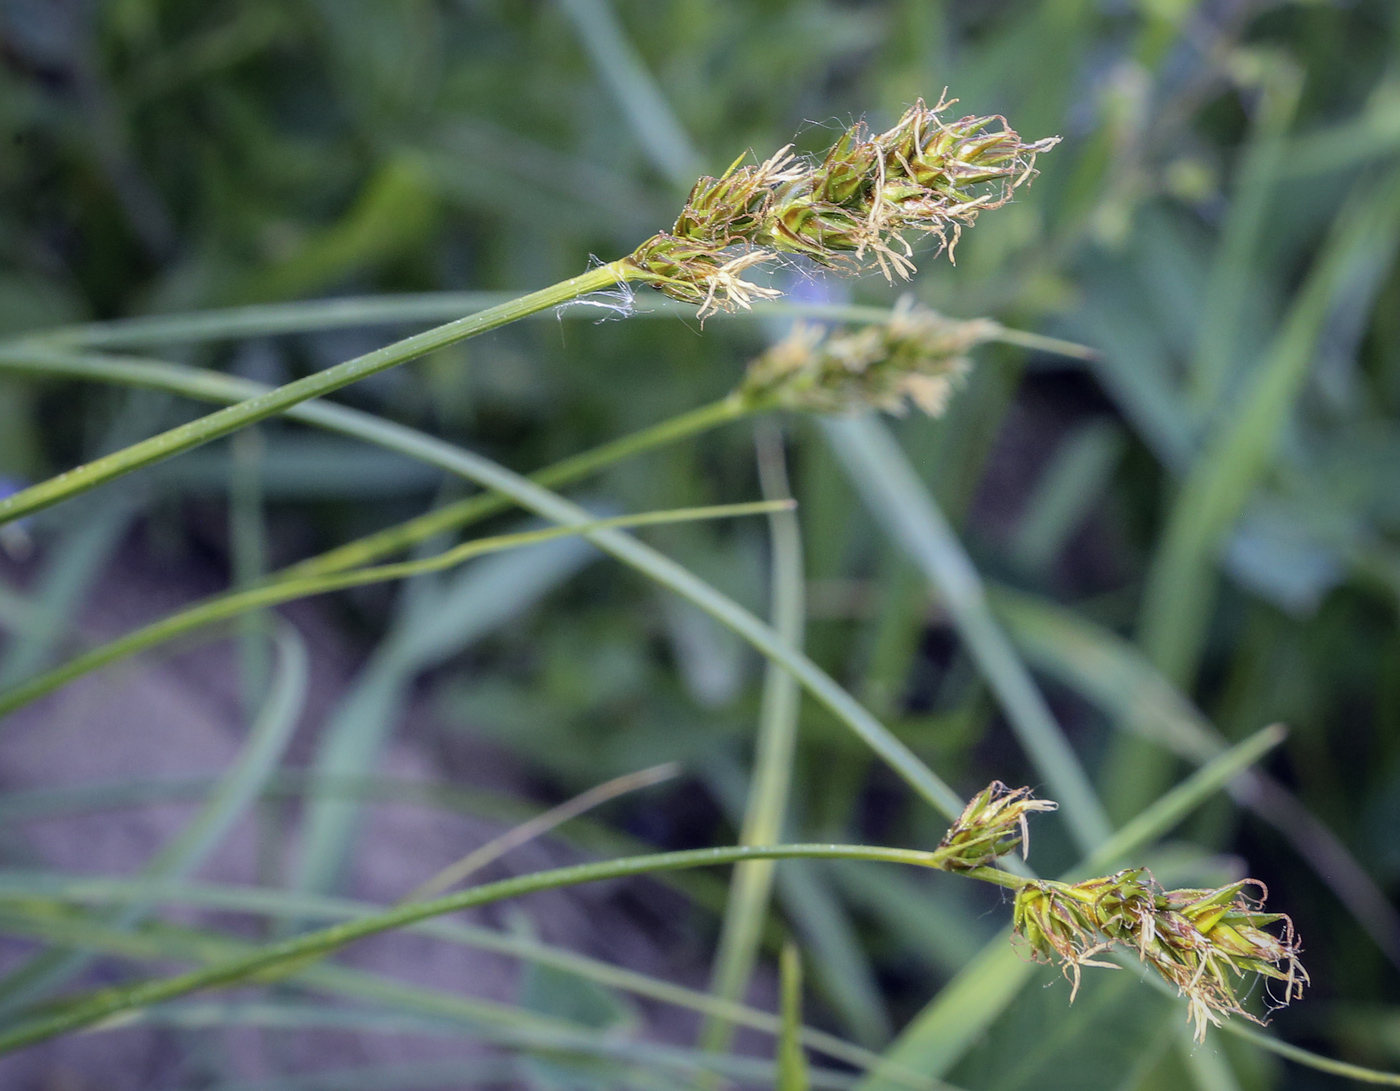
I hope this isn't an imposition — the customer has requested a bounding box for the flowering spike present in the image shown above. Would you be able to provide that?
[625,98,1058,317]
[1009,870,1308,1041]
[736,297,996,416]
[935,781,1058,871]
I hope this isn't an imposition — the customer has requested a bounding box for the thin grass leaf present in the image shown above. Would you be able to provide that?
[823,413,1112,852]
[0,771,738,913]
[229,427,271,717]
[1072,724,1285,876]
[1190,57,1303,409]
[15,293,522,349]
[856,935,1034,1090]
[120,999,474,1039]
[206,1058,521,1091]
[702,424,805,1054]
[0,580,38,637]
[950,957,1171,1091]
[1,344,963,821]
[0,263,629,528]
[0,897,875,1089]
[0,503,791,721]
[0,843,952,1053]
[6,293,1095,359]
[0,622,309,1013]
[210,1057,521,1091]
[779,942,812,1091]
[555,0,702,188]
[1138,168,1400,688]
[404,762,680,903]
[0,870,939,1088]
[1279,76,1400,180]
[1134,967,1400,1086]
[0,494,133,688]
[1009,419,1125,576]
[989,580,1400,966]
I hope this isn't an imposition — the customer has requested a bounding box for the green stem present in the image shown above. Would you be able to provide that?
[701,425,805,1055]
[280,393,748,581]
[0,843,943,1055]
[0,263,631,528]
[0,502,785,719]
[6,291,1095,362]
[0,346,965,823]
[960,866,1027,891]
[0,379,745,715]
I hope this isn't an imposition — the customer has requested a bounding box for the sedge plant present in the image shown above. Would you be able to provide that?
[0,770,1307,1054]
[0,95,1053,529]
[3,93,1385,1086]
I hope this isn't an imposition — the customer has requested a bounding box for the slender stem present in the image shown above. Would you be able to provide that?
[6,291,1096,364]
[1220,1023,1400,1087]
[0,346,966,822]
[0,843,943,1055]
[702,425,805,1055]
[823,415,1113,852]
[280,393,748,581]
[0,263,631,528]
[400,763,682,904]
[0,502,788,720]
[0,373,746,716]
[15,293,525,349]
[983,323,1098,361]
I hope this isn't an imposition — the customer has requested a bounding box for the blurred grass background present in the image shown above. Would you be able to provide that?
[1,0,1400,1088]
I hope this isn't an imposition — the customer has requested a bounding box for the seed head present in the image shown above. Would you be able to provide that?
[627,95,1059,318]
[736,297,993,415]
[935,781,1058,871]
[1011,871,1308,1040]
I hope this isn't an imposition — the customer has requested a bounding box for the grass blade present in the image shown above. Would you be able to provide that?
[779,942,812,1091]
[989,581,1400,965]
[702,425,806,1053]
[0,842,955,1053]
[0,870,940,1088]
[0,495,133,688]
[1072,723,1285,876]
[555,0,702,188]
[5,293,1095,357]
[823,414,1112,852]
[403,762,680,903]
[0,900,871,1088]
[1190,57,1302,408]
[1138,169,1400,688]
[0,502,791,720]
[0,623,308,1011]
[0,344,966,821]
[0,263,629,527]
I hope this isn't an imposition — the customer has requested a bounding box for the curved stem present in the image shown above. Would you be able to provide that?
[0,843,944,1055]
[280,393,747,581]
[0,502,787,719]
[0,357,747,716]
[0,262,632,528]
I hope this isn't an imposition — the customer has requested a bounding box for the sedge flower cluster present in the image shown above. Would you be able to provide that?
[1013,872,1307,1040]
[625,96,1058,318]
[933,782,1307,1041]
[737,298,992,416]
[934,780,1058,871]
